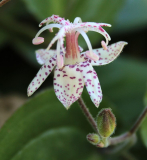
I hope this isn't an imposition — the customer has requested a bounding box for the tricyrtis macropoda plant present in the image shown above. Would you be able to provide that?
[27,15,147,150]
[27,15,127,109]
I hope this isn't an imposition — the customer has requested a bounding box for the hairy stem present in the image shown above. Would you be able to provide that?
[110,106,147,145]
[77,97,98,133]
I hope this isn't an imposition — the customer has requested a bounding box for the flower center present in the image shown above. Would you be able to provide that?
[64,31,84,65]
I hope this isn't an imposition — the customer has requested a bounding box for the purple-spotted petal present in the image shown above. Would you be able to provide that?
[74,22,111,44]
[54,64,84,109]
[80,62,102,107]
[39,15,70,27]
[85,41,128,66]
[36,49,56,65]
[27,56,57,96]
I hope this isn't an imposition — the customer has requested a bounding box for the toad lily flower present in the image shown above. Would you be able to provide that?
[27,15,127,109]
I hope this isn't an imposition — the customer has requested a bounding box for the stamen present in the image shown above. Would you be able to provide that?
[101,40,107,50]
[56,40,64,68]
[73,17,82,24]
[75,28,93,56]
[85,51,99,61]
[49,28,53,32]
[57,55,64,69]
[32,37,44,45]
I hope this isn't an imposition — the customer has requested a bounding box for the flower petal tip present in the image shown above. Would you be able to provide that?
[64,105,70,110]
[95,104,100,108]
[27,90,32,97]
[32,37,44,45]
[119,41,128,45]
[118,41,128,49]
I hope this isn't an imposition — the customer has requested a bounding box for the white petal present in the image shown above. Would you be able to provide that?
[80,62,102,107]
[27,56,57,96]
[36,49,56,65]
[39,15,70,27]
[84,41,128,66]
[54,64,84,109]
[73,22,111,45]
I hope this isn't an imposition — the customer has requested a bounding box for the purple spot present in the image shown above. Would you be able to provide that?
[63,74,68,77]
[87,70,92,73]
[70,77,76,79]
[76,68,80,71]
[99,26,104,32]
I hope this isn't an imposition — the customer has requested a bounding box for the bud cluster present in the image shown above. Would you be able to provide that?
[87,108,116,148]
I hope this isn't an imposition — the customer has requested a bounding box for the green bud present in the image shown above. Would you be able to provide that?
[96,141,104,148]
[96,108,116,138]
[86,133,101,145]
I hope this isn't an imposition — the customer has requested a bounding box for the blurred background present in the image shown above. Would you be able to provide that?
[0,0,147,159]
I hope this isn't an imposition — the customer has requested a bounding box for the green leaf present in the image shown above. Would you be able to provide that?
[0,89,101,160]
[140,113,147,148]
[144,84,147,107]
[113,0,147,33]
[22,0,66,20]
[11,127,97,160]
[140,84,147,148]
[0,28,9,47]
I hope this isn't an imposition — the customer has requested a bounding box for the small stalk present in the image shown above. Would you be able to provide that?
[77,97,98,133]
[110,106,147,145]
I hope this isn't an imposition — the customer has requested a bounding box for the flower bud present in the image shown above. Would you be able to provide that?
[96,108,116,138]
[96,141,104,148]
[86,133,101,145]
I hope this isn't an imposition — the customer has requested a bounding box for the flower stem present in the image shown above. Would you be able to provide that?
[110,106,147,145]
[0,0,11,7]
[77,97,98,133]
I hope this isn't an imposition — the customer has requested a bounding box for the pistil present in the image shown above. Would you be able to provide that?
[65,31,81,65]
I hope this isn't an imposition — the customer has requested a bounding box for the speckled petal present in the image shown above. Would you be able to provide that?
[80,62,102,107]
[27,56,57,96]
[39,15,70,27]
[36,49,56,65]
[74,22,111,44]
[85,41,128,66]
[54,64,84,109]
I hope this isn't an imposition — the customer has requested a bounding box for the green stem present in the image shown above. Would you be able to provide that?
[110,106,147,145]
[77,97,98,133]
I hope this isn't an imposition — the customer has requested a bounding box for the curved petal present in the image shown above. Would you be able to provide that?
[39,15,70,27]
[74,22,111,44]
[36,49,56,65]
[83,41,128,66]
[27,56,57,96]
[80,62,102,107]
[54,64,84,109]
